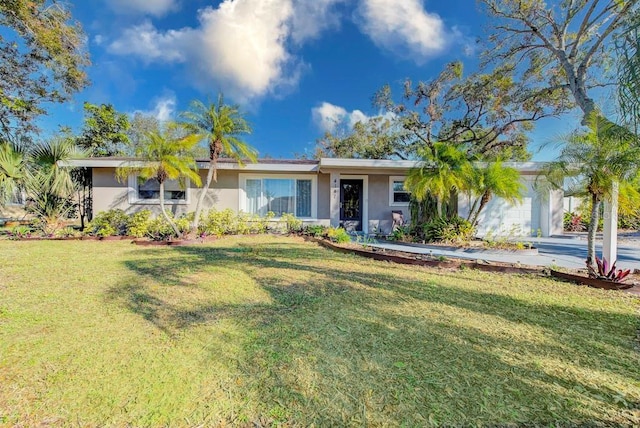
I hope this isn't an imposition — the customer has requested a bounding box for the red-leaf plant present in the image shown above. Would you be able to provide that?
[587,257,632,282]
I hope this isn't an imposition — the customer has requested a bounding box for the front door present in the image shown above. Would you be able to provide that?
[340,179,363,232]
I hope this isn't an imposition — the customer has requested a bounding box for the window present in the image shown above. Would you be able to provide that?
[241,175,316,218]
[389,176,410,206]
[128,175,189,205]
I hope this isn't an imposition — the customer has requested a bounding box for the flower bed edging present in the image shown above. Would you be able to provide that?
[550,270,635,290]
[378,239,539,256]
[313,238,542,275]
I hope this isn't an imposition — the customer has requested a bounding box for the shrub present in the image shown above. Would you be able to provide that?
[88,209,129,237]
[54,227,81,238]
[280,213,303,234]
[200,209,236,237]
[303,224,328,237]
[146,217,175,241]
[423,216,475,244]
[388,225,413,242]
[126,210,152,238]
[8,225,32,240]
[253,211,275,234]
[327,227,351,244]
[175,215,191,235]
[563,212,586,232]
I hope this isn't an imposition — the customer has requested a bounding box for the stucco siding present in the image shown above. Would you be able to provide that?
[317,173,331,220]
[458,174,552,237]
[92,168,240,217]
[193,169,239,213]
[367,175,401,234]
[92,168,131,214]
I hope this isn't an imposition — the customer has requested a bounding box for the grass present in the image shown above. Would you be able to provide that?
[1,235,639,426]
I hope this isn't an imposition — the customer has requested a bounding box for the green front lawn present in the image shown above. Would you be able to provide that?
[1,236,639,426]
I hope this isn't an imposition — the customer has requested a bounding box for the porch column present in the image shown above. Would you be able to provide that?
[329,172,340,227]
[540,189,552,237]
[602,181,618,264]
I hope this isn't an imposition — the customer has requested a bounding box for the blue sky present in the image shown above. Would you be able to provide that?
[42,0,581,160]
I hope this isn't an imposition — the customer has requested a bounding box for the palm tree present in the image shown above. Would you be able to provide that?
[543,113,640,271]
[0,141,27,207]
[180,94,257,233]
[116,128,202,238]
[28,138,88,232]
[467,160,525,227]
[30,137,86,198]
[405,142,473,217]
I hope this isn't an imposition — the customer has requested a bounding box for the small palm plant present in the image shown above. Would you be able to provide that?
[405,142,473,218]
[467,160,525,227]
[0,141,28,207]
[116,127,202,238]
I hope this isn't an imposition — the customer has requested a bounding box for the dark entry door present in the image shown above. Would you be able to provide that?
[340,179,363,232]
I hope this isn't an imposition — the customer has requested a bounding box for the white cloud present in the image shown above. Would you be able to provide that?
[193,0,295,100]
[109,0,342,103]
[312,102,370,133]
[108,20,194,63]
[106,0,178,16]
[107,0,453,103]
[356,0,449,62]
[151,96,176,122]
[290,0,346,44]
[133,94,177,122]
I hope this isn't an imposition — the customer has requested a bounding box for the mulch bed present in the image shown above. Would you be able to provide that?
[313,238,541,275]
[312,238,640,294]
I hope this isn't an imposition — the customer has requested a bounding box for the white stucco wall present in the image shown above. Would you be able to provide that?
[457,174,562,237]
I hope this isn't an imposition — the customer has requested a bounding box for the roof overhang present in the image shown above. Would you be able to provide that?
[61,158,320,173]
[61,158,549,174]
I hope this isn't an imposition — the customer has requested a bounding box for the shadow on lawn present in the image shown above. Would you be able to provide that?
[107,238,640,426]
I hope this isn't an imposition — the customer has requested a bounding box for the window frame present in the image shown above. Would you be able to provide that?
[239,173,318,219]
[389,176,410,207]
[127,174,191,205]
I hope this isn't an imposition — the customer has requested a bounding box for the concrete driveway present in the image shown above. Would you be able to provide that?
[368,234,640,270]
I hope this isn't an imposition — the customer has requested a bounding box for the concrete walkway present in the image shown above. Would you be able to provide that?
[366,235,640,271]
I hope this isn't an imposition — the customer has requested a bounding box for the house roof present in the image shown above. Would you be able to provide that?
[61,157,548,174]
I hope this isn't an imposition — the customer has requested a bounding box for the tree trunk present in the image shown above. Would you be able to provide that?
[586,192,601,271]
[190,140,222,235]
[470,191,492,227]
[159,180,181,238]
[467,197,479,222]
[436,197,443,217]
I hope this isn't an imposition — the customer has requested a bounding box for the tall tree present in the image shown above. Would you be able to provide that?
[616,7,640,131]
[315,116,413,160]
[480,0,637,123]
[116,128,202,238]
[543,113,640,271]
[375,62,549,161]
[0,0,89,142]
[126,112,161,156]
[77,103,131,157]
[180,94,257,234]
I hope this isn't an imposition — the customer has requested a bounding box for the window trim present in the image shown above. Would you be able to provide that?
[239,173,318,219]
[127,174,191,205]
[389,176,410,207]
